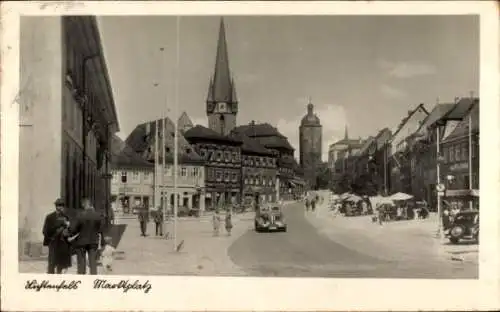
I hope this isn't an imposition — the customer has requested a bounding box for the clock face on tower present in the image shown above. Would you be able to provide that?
[216,102,228,113]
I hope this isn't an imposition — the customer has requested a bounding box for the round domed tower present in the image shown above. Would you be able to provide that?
[299,100,323,189]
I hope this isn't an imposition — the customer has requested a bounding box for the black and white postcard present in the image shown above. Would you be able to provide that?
[1,1,499,311]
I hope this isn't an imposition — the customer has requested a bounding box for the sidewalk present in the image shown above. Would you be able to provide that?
[19,213,253,276]
[305,202,478,265]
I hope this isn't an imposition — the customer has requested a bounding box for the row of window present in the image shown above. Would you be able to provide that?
[114,166,202,183]
[242,155,277,168]
[198,148,241,164]
[244,176,276,187]
[207,168,240,183]
[442,141,479,164]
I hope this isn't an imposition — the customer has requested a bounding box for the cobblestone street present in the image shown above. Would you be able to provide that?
[19,213,254,276]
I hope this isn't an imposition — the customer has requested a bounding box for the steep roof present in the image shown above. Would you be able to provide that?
[124,117,204,165]
[390,103,429,140]
[374,128,392,149]
[442,97,478,120]
[443,100,479,143]
[233,122,283,137]
[358,136,376,156]
[112,143,154,170]
[184,125,242,144]
[415,103,455,136]
[231,131,272,155]
[177,112,194,132]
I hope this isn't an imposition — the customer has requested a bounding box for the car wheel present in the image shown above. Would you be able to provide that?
[450,225,465,243]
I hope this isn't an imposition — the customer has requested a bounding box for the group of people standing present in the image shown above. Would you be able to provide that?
[212,209,233,236]
[136,207,165,237]
[42,197,114,275]
[304,193,320,212]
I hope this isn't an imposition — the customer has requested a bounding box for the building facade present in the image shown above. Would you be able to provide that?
[19,16,119,257]
[123,117,206,213]
[299,102,322,189]
[388,104,429,194]
[184,125,242,209]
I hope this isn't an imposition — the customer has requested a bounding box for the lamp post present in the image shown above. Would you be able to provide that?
[436,126,445,239]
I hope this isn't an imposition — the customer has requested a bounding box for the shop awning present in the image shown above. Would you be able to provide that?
[445,189,479,197]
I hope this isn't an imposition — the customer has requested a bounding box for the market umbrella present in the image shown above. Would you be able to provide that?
[346,194,363,202]
[390,192,414,201]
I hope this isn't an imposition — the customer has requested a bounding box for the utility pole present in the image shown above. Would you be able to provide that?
[173,16,181,251]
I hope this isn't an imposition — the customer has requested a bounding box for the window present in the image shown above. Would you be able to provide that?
[224,171,230,182]
[143,172,151,182]
[186,148,191,154]
[200,148,207,158]
[121,171,127,183]
[232,152,238,163]
[181,167,187,177]
[224,151,231,162]
[244,178,248,185]
[232,172,237,182]
[449,146,455,162]
[132,171,140,183]
[455,144,461,162]
[193,167,199,177]
[216,170,222,181]
[216,151,222,162]
[442,147,448,163]
[461,143,468,161]
[250,157,254,166]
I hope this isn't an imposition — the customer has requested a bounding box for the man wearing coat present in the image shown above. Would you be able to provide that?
[70,198,104,275]
[138,206,150,237]
[42,198,72,274]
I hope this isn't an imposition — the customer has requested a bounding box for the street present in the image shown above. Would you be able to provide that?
[228,202,478,278]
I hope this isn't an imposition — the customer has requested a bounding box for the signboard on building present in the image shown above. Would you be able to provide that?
[449,162,469,172]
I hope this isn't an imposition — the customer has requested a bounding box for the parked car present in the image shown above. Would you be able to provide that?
[446,210,479,244]
[254,204,287,232]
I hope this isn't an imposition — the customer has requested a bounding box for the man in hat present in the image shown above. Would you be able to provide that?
[42,198,72,274]
[70,198,104,275]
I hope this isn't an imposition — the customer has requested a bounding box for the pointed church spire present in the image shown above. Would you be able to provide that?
[231,77,238,103]
[206,76,214,102]
[212,17,233,103]
[344,124,349,140]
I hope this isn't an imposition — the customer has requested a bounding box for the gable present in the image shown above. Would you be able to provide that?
[390,106,429,156]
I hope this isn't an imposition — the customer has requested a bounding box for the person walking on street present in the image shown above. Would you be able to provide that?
[70,198,103,275]
[225,209,233,236]
[138,206,149,237]
[212,210,221,236]
[305,198,310,212]
[311,197,316,212]
[154,207,163,237]
[42,198,73,274]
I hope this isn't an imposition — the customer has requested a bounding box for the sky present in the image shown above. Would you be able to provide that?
[98,15,479,161]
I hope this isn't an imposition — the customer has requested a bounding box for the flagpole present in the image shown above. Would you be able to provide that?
[159,47,168,238]
[173,16,180,251]
[154,119,159,210]
[468,98,473,210]
[436,126,442,239]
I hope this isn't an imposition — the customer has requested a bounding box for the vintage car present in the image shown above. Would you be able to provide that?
[446,210,479,244]
[254,204,287,232]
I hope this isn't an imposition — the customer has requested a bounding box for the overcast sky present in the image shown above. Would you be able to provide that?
[98,15,478,161]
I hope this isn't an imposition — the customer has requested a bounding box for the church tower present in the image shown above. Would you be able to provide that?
[206,18,238,136]
[299,100,322,189]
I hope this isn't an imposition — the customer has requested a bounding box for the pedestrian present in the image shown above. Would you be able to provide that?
[138,206,149,237]
[70,198,103,275]
[377,204,384,225]
[212,210,221,236]
[311,197,316,212]
[442,208,451,231]
[42,198,73,274]
[225,209,233,236]
[305,198,310,211]
[108,207,115,225]
[154,207,163,237]
[100,236,116,274]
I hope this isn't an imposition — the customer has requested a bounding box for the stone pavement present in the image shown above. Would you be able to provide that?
[19,212,254,276]
[305,202,478,265]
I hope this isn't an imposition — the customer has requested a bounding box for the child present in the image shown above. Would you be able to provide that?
[212,211,221,237]
[100,236,116,274]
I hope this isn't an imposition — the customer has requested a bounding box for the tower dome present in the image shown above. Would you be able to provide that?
[300,102,321,126]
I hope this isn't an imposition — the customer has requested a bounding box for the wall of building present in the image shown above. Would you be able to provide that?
[19,17,64,255]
